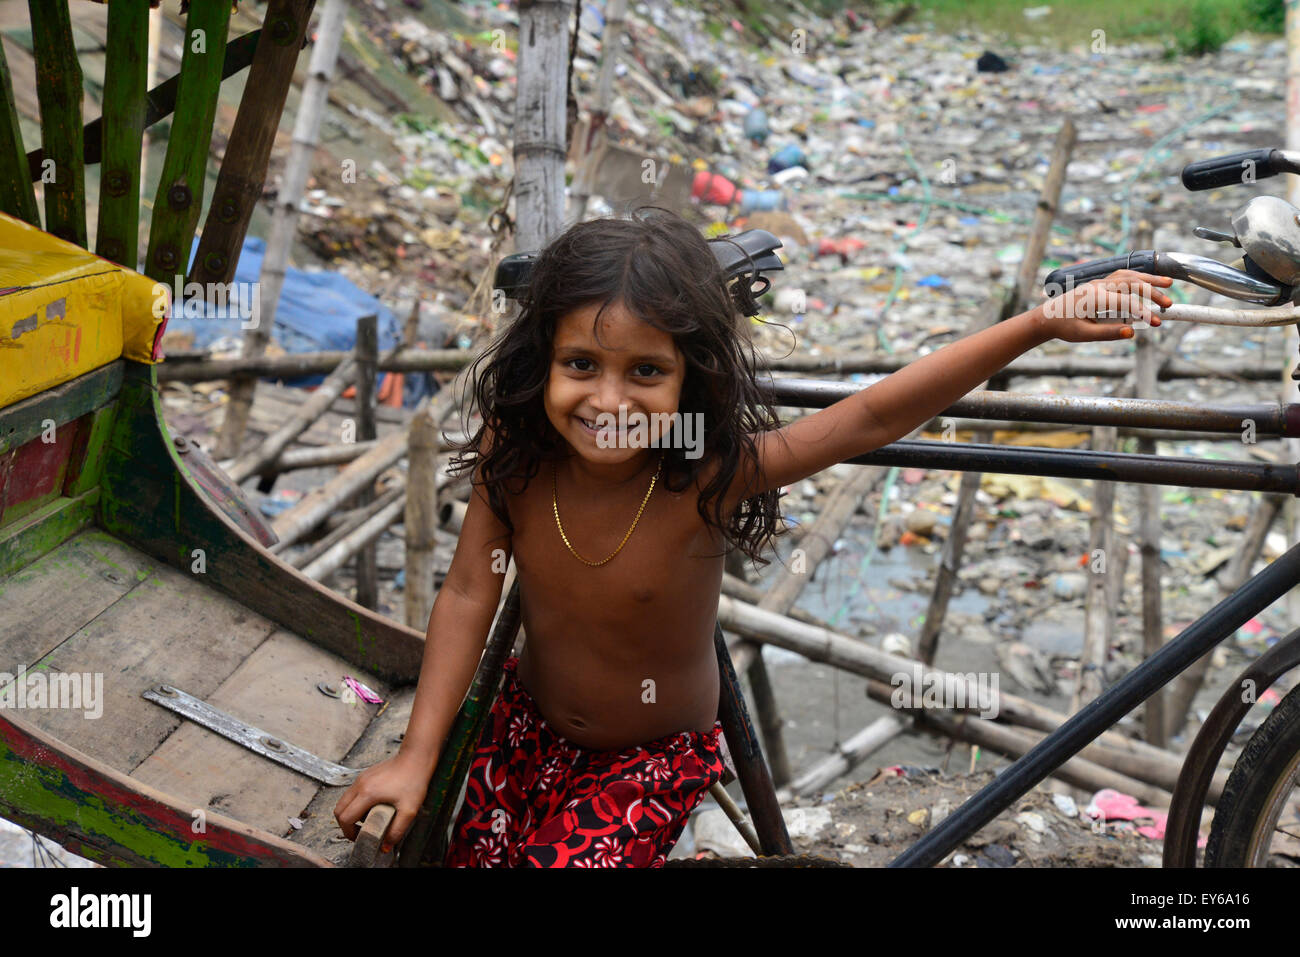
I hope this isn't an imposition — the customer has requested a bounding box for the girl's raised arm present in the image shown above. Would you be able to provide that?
[725,271,1171,507]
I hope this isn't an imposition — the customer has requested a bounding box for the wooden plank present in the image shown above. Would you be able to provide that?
[189,0,315,287]
[131,629,389,837]
[142,0,231,284]
[0,487,97,580]
[15,555,277,775]
[27,0,85,247]
[0,28,39,225]
[292,687,415,862]
[0,527,148,675]
[63,402,117,497]
[25,29,264,180]
[101,363,426,684]
[0,710,331,866]
[94,0,148,268]
[0,415,81,527]
[0,360,122,454]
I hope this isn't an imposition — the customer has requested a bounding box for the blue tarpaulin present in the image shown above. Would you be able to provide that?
[165,237,428,401]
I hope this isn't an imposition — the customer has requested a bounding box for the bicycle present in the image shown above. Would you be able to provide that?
[491,153,1300,867]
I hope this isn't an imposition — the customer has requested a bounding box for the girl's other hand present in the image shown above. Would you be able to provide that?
[1035,270,1173,343]
[333,751,432,854]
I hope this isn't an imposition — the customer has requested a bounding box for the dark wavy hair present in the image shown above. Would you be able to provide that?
[447,206,787,565]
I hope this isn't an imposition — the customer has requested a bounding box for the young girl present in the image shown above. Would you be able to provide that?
[333,207,1172,867]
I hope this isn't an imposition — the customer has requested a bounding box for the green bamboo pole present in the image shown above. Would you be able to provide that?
[142,0,232,285]
[0,37,38,225]
[27,0,85,246]
[95,1,150,268]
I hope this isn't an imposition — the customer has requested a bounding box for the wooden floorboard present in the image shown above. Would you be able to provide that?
[131,630,392,838]
[15,546,278,775]
[292,686,416,863]
[0,528,156,677]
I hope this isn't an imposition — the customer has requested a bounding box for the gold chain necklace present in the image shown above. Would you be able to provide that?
[552,455,662,566]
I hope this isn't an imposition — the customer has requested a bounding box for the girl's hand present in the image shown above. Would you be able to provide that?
[1035,270,1173,343]
[333,751,432,854]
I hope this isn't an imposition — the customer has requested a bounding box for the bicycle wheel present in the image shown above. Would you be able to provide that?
[1205,681,1300,867]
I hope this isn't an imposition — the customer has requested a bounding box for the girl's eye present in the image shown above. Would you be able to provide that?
[634,364,662,377]
[566,358,594,372]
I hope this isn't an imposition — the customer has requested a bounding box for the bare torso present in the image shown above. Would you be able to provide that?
[506,452,728,751]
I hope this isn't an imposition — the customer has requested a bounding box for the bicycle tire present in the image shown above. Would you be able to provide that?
[1205,681,1300,867]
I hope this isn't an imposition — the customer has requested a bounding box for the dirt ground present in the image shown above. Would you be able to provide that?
[775,768,1165,867]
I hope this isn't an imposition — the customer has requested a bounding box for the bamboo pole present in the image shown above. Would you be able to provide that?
[513,0,573,250]
[301,494,407,582]
[292,481,405,571]
[566,0,626,222]
[269,409,423,551]
[1132,222,1166,747]
[158,349,469,381]
[895,696,1173,808]
[354,314,379,609]
[225,355,357,483]
[259,439,378,475]
[1162,493,1284,740]
[715,593,1224,798]
[732,468,887,786]
[214,0,348,460]
[1013,120,1076,314]
[775,715,908,803]
[1073,425,1118,712]
[918,286,1015,665]
[405,403,440,631]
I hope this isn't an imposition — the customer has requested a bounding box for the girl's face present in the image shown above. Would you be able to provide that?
[544,300,685,471]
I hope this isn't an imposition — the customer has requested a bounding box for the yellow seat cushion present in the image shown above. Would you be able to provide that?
[0,211,166,410]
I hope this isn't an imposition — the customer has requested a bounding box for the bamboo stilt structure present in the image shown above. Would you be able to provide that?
[715,593,1226,799]
[292,482,405,571]
[301,494,408,582]
[732,467,885,787]
[225,355,357,484]
[1162,492,1284,740]
[513,0,573,251]
[269,412,425,551]
[405,404,440,631]
[920,121,1075,664]
[1073,425,1118,713]
[214,0,348,460]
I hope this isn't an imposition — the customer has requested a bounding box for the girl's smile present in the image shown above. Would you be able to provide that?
[545,299,685,483]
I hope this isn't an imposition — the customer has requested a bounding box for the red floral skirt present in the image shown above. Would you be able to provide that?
[444,656,725,867]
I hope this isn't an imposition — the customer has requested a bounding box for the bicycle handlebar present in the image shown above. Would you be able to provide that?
[1044,251,1291,306]
[1181,148,1300,191]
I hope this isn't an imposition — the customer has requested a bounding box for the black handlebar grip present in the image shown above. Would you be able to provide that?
[1181,148,1282,191]
[1043,252,1157,295]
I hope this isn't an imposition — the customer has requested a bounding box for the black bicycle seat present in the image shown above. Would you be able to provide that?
[494,229,784,316]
